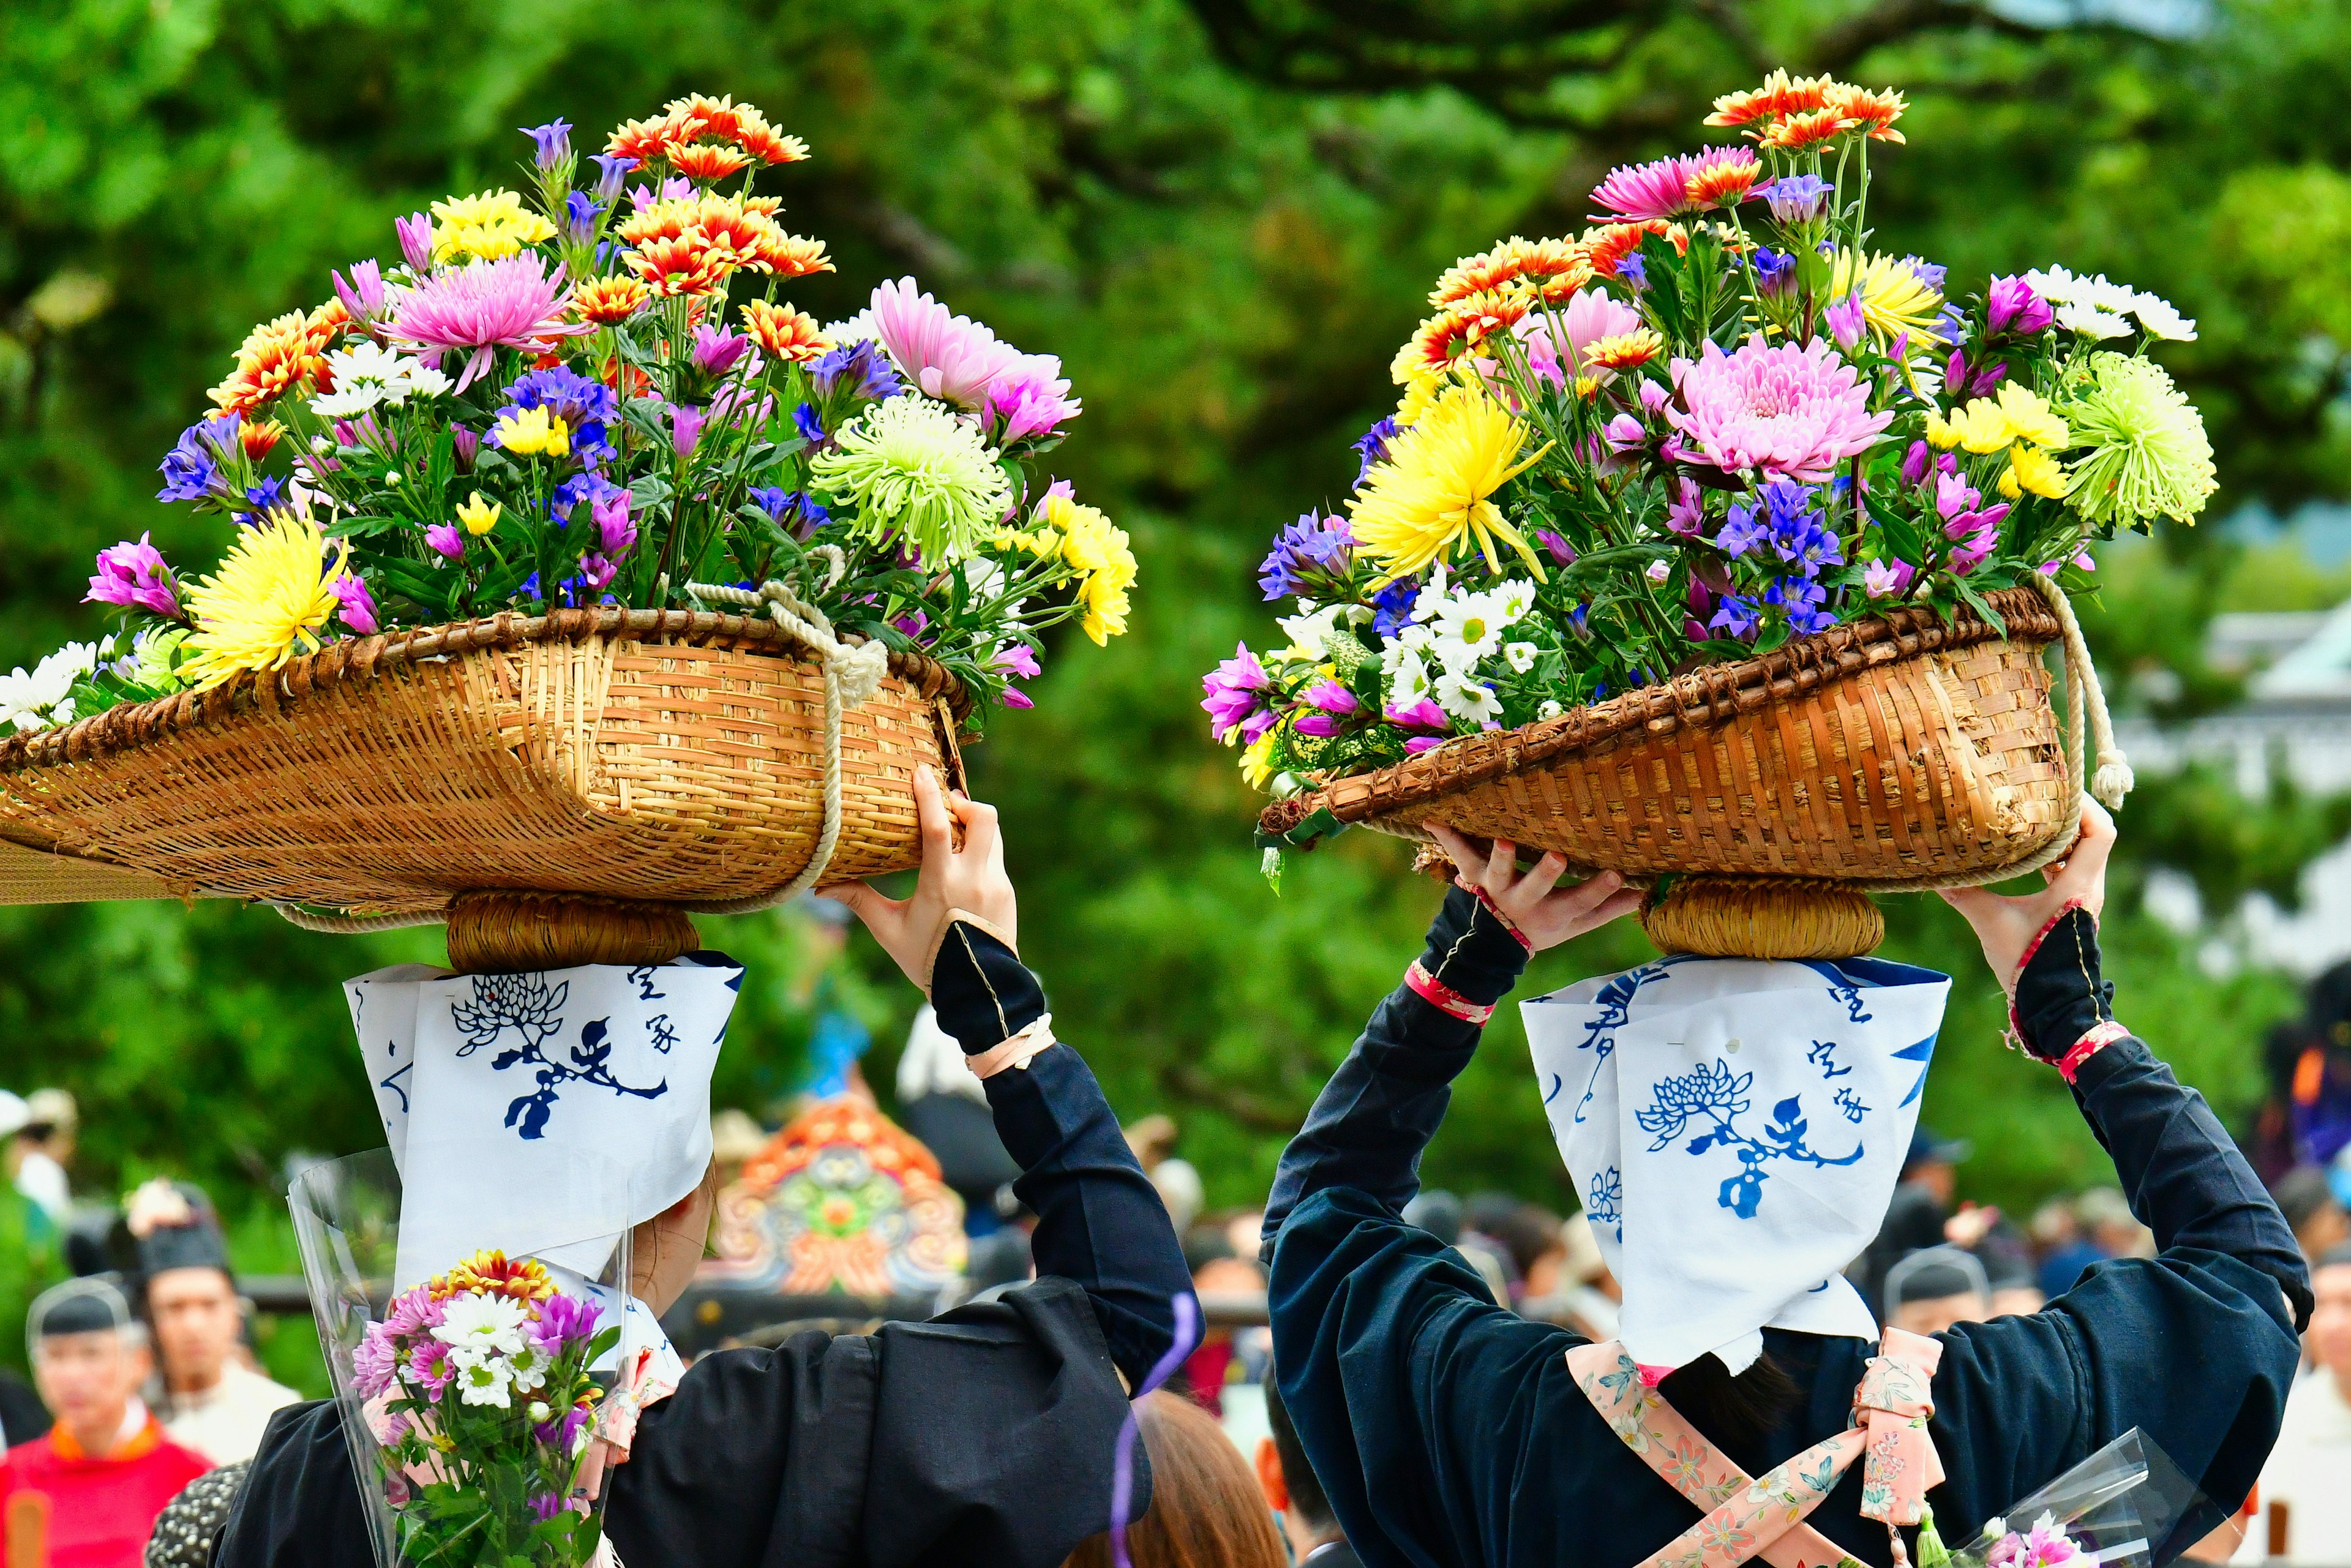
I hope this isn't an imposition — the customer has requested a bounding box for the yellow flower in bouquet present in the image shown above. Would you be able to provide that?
[1044,493,1137,645]
[430,190,558,263]
[1349,380,1553,584]
[2001,443,2072,500]
[181,501,348,689]
[1828,250,1948,353]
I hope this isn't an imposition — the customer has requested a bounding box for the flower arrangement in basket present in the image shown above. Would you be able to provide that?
[6,92,1129,737]
[1213,73,2213,943]
[351,1250,624,1566]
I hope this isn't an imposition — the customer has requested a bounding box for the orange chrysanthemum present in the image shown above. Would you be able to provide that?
[239,419,285,460]
[719,102,809,165]
[1824,82,1907,143]
[1585,329,1664,371]
[206,311,332,414]
[741,299,830,362]
[625,233,731,297]
[306,298,352,347]
[432,1249,556,1304]
[1428,236,1581,309]
[1685,156,1761,209]
[1762,107,1851,151]
[740,194,786,219]
[1581,220,1683,279]
[607,107,697,165]
[1704,70,1834,130]
[758,233,833,278]
[572,275,652,325]
[672,142,755,182]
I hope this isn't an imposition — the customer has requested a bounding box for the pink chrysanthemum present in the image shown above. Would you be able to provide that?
[1663,334,1892,482]
[1588,154,1700,223]
[868,277,1022,410]
[387,256,590,391]
[1518,286,1644,386]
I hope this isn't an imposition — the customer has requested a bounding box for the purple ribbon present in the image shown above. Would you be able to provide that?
[1110,1291,1202,1568]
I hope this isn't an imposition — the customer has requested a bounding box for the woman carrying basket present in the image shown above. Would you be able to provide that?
[1263,803,2306,1568]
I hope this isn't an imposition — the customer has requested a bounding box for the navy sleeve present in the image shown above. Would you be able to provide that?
[929,919,1190,1387]
[1924,911,2306,1544]
[1262,886,1531,1238]
[1264,887,1574,1568]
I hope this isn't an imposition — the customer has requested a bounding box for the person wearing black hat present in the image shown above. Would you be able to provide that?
[0,1278,211,1568]
[124,1179,300,1465]
[1851,1125,1980,1317]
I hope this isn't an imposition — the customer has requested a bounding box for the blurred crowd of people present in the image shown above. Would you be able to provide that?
[0,1087,301,1567]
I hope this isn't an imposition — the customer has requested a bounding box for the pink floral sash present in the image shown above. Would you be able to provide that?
[1565,1328,1943,1568]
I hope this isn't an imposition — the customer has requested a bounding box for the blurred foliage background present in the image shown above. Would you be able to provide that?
[7,0,2351,1364]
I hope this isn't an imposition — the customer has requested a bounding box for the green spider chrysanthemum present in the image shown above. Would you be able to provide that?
[809,394,1012,566]
[2058,353,2217,528]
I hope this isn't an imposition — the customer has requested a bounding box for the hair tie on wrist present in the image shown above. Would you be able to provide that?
[966,1013,1056,1078]
[1406,959,1496,1025]
[2055,1020,2128,1083]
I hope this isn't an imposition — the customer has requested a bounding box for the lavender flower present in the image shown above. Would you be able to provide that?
[497,367,618,467]
[1761,174,1831,225]
[751,487,830,541]
[1864,558,1914,598]
[1354,416,1401,486]
[1616,252,1648,291]
[1902,255,1948,293]
[1901,439,1932,488]
[1766,575,1835,635]
[591,154,639,201]
[522,119,573,171]
[564,192,599,246]
[792,403,827,448]
[593,490,637,557]
[1715,501,1768,558]
[1256,512,1354,601]
[1709,595,1761,639]
[1371,577,1420,637]
[451,422,481,473]
[670,403,705,459]
[157,415,239,503]
[1665,477,1705,537]
[810,339,902,402]
[1824,291,1867,351]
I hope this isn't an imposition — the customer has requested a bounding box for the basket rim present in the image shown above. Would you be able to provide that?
[0,606,972,778]
[1257,586,2059,844]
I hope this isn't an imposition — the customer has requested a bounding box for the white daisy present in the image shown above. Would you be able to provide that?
[1504,641,1539,673]
[1537,699,1565,720]
[1389,648,1437,707]
[1435,671,1501,725]
[2054,301,2131,340]
[1431,591,1507,670]
[2128,293,2197,341]
[433,1294,531,1358]
[452,1350,516,1408]
[2074,274,2141,315]
[1277,602,1344,662]
[2022,265,2080,304]
[1487,579,1537,625]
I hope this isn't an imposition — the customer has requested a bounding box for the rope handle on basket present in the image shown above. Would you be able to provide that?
[267,552,887,932]
[678,551,891,915]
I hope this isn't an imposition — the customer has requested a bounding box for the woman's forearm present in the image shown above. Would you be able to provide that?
[929,920,1191,1382]
[1262,885,1531,1242]
[2014,907,2311,1327]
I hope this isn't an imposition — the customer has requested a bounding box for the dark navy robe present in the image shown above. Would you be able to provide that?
[1264,889,2308,1568]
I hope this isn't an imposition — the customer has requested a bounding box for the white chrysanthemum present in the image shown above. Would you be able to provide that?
[310,341,448,418]
[433,1294,531,1357]
[1389,648,1437,707]
[1504,641,1539,673]
[0,642,103,733]
[1430,591,1509,670]
[2055,302,2131,340]
[452,1350,516,1408]
[824,309,883,347]
[2073,274,2141,315]
[506,1341,551,1395]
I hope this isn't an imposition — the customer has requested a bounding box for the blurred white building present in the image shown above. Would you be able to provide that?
[2116,598,2351,975]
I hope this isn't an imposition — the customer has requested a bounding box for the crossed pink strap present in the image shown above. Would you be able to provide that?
[572,1342,681,1504]
[1566,1328,1943,1568]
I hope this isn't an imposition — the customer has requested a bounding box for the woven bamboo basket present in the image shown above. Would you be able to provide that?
[1258,583,2120,958]
[0,609,970,955]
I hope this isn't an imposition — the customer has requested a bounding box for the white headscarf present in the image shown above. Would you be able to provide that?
[344,955,743,1290]
[1523,955,1949,1375]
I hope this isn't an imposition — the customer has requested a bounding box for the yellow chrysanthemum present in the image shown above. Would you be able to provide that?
[1393,369,1446,429]
[1348,381,1553,585]
[1585,330,1663,371]
[1927,386,2071,456]
[2000,444,2071,500]
[456,494,502,536]
[495,407,571,457]
[1239,731,1278,789]
[181,503,348,690]
[429,190,558,263]
[1043,493,1138,646]
[1828,250,1949,353]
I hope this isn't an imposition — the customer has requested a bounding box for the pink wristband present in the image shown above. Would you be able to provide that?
[2006,899,2091,1043]
[2055,1020,2129,1084]
[966,1013,1057,1078]
[1405,959,1496,1026]
[1469,886,1534,953]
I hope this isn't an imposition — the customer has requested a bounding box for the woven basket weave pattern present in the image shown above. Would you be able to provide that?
[1272,589,2071,886]
[0,612,962,915]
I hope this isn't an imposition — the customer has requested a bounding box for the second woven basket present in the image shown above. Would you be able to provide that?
[1258,583,2121,959]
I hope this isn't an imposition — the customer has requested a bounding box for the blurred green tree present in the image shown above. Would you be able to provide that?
[0,0,2345,1284]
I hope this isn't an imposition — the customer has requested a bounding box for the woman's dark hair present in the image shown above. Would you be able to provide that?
[1263,1366,1337,1534]
[1063,1391,1286,1568]
[1655,1351,1800,1450]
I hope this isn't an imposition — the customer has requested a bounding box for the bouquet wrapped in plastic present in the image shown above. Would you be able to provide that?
[290,1146,645,1567]
[1928,1430,2213,1568]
